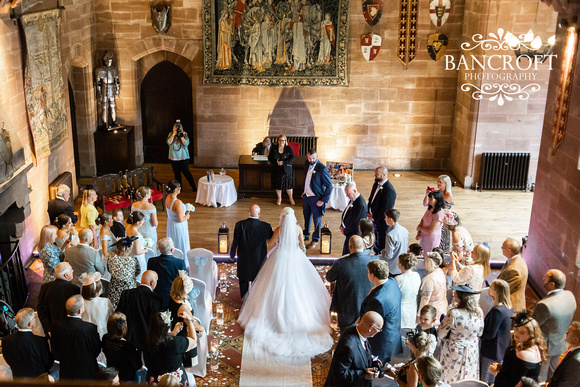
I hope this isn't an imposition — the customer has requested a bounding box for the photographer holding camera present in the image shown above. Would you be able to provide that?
[167,119,197,192]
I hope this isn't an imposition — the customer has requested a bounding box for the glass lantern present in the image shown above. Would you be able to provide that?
[320,223,332,254]
[218,222,229,254]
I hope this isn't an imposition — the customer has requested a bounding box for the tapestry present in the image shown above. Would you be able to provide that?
[202,0,350,86]
[21,9,68,160]
[397,0,418,67]
[552,27,578,154]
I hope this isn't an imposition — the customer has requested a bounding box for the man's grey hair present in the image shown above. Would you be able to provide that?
[66,295,84,316]
[56,184,71,197]
[55,262,72,279]
[79,229,93,243]
[345,182,357,192]
[15,308,36,329]
[158,237,174,255]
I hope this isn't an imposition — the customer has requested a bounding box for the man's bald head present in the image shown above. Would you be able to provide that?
[501,237,521,258]
[141,270,158,289]
[249,204,261,218]
[357,311,383,338]
[349,235,365,253]
[79,229,93,243]
[546,269,566,290]
[66,294,84,316]
[55,262,73,280]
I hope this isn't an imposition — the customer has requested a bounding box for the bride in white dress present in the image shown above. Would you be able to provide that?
[238,207,333,359]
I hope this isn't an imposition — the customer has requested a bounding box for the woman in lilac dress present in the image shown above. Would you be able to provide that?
[416,190,446,254]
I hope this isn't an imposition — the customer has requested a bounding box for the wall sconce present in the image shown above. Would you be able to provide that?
[218,222,229,254]
[320,223,332,254]
[504,0,556,63]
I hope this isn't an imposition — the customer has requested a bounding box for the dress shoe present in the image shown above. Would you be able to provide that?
[308,241,318,249]
[289,198,296,206]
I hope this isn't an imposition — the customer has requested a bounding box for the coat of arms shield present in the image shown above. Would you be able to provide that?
[429,0,451,27]
[362,0,384,26]
[151,3,172,34]
[361,33,381,62]
[427,33,448,61]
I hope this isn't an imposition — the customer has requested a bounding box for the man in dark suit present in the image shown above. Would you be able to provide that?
[230,204,274,298]
[1,307,53,379]
[341,182,368,255]
[116,270,162,350]
[324,311,384,387]
[252,136,272,156]
[50,295,101,380]
[549,321,580,387]
[47,184,77,225]
[359,259,403,364]
[37,262,80,333]
[532,269,577,381]
[302,148,333,249]
[367,166,396,254]
[326,236,373,332]
[147,237,187,309]
[65,229,105,288]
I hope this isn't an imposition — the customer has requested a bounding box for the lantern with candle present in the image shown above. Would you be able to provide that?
[218,222,229,254]
[320,223,332,254]
[216,303,224,325]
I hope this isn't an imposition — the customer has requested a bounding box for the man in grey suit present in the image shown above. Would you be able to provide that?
[65,229,105,288]
[326,235,373,333]
[549,321,580,387]
[532,269,577,382]
[380,209,409,277]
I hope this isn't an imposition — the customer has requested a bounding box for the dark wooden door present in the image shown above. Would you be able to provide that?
[141,61,194,164]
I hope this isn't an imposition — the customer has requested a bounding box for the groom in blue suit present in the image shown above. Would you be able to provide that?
[302,149,332,249]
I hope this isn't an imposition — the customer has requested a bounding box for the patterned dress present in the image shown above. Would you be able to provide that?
[40,244,62,283]
[108,253,139,308]
[452,226,474,263]
[418,268,448,322]
[438,201,454,258]
[450,264,484,291]
[438,307,484,384]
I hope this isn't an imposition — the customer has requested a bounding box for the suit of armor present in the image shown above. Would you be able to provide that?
[95,51,120,128]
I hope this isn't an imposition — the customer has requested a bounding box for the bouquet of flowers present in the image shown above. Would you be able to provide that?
[143,238,154,248]
[185,203,195,212]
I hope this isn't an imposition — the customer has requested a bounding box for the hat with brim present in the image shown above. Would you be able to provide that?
[450,284,481,294]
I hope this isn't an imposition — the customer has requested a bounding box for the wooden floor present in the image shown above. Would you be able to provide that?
[78,163,534,260]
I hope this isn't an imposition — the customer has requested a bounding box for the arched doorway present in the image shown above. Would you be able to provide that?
[140,61,193,164]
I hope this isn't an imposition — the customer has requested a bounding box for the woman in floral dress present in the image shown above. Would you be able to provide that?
[438,285,484,384]
[39,225,68,283]
[416,190,446,254]
[108,237,139,308]
[446,244,490,292]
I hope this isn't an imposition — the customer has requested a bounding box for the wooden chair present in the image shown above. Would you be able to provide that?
[288,141,300,156]
[92,173,132,214]
[124,165,165,209]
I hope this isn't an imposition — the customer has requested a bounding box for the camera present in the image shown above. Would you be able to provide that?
[371,358,385,379]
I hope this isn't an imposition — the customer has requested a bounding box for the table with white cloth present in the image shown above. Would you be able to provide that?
[327,180,348,211]
[195,175,237,207]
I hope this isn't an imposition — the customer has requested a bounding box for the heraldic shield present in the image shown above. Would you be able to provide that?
[363,0,384,26]
[429,0,451,27]
[361,33,382,62]
[427,33,448,61]
[151,3,172,34]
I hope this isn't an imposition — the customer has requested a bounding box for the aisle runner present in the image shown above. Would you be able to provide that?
[239,338,313,386]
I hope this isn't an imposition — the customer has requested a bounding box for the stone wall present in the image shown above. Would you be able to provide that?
[525,7,580,318]
[450,0,557,188]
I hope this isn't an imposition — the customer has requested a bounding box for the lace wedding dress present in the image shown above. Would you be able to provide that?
[238,208,333,359]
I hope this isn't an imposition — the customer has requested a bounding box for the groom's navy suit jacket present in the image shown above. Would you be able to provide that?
[359,278,403,362]
[303,160,333,206]
[324,325,373,387]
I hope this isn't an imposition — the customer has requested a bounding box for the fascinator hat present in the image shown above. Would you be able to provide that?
[512,310,535,328]
[79,272,102,288]
[110,236,138,248]
[178,270,194,294]
[441,210,458,226]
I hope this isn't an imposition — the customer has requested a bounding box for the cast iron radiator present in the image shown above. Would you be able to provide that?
[480,152,530,190]
[270,136,318,156]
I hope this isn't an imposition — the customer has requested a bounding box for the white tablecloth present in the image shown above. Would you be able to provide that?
[195,175,237,208]
[327,181,348,211]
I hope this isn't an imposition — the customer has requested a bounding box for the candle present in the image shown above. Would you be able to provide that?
[324,280,331,292]
[330,312,338,330]
[219,240,227,253]
[321,240,330,254]
[216,304,224,325]
[219,272,227,282]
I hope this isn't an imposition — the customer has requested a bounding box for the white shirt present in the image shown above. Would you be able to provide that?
[304,164,316,197]
[370,179,388,208]
[341,193,359,227]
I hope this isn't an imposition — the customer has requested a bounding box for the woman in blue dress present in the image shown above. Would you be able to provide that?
[165,180,191,257]
[131,186,158,260]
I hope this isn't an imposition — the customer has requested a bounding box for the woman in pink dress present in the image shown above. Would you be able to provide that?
[416,190,446,254]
